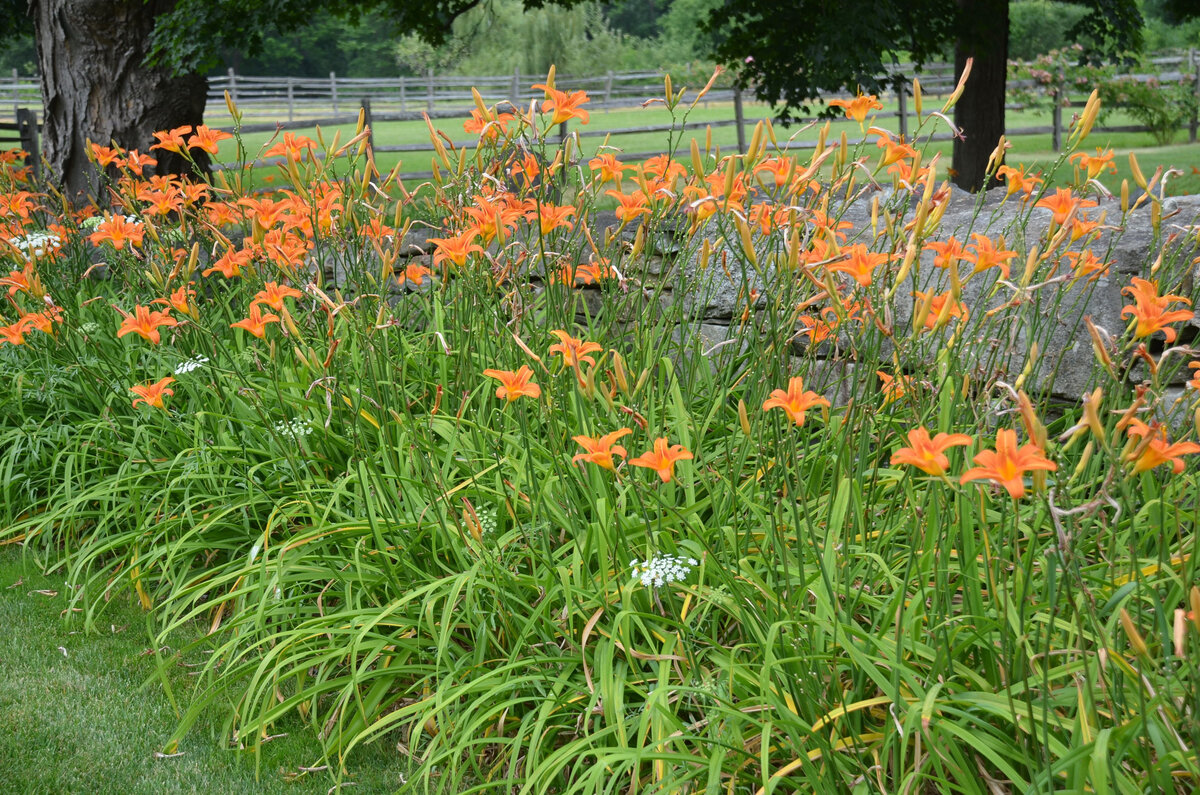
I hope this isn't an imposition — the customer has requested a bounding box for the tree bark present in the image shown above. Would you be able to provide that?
[951,0,1008,192]
[33,0,208,204]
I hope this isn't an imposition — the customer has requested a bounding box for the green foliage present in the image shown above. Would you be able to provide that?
[1101,70,1199,144]
[1009,0,1090,60]
[395,0,660,76]
[3,73,1200,793]
[217,9,406,77]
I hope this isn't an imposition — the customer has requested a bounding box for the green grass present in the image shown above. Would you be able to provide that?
[0,549,408,794]
[215,96,1200,195]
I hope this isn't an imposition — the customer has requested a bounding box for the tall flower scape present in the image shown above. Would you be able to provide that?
[2,67,1200,792]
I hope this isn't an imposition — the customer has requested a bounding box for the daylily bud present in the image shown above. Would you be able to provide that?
[1119,608,1150,658]
[1129,153,1147,190]
[1070,441,1094,481]
[913,78,923,118]
[738,399,752,436]
[691,138,704,181]
[1073,89,1101,144]
[942,57,973,112]
[612,351,629,395]
[1190,587,1200,634]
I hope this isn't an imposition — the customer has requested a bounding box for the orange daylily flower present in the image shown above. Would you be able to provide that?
[263,132,317,161]
[588,153,633,185]
[606,189,650,224]
[1188,361,1200,391]
[89,215,144,250]
[1124,419,1200,474]
[203,246,255,279]
[960,428,1057,499]
[187,125,233,155]
[483,365,542,402]
[149,126,192,154]
[19,307,62,337]
[828,93,883,125]
[754,156,797,189]
[762,376,831,427]
[1070,147,1116,181]
[130,376,176,410]
[572,428,633,471]
[532,203,576,236]
[464,108,515,141]
[924,237,972,269]
[629,438,694,483]
[967,234,1018,279]
[117,305,178,345]
[230,304,280,338]
[0,319,28,346]
[1035,188,1098,226]
[153,284,197,315]
[912,289,968,331]
[532,84,591,125]
[0,264,34,296]
[88,143,122,168]
[877,370,915,405]
[875,132,916,166]
[397,263,433,287]
[828,244,890,287]
[996,164,1042,201]
[549,330,603,368]
[251,282,303,311]
[890,427,973,477]
[428,230,484,268]
[1063,250,1110,282]
[1121,277,1194,343]
[120,149,157,175]
[574,260,615,284]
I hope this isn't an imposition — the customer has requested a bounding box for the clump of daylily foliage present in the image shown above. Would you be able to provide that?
[2,65,1200,793]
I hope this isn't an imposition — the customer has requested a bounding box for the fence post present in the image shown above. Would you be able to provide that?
[510,67,520,106]
[733,86,746,153]
[227,67,238,106]
[559,119,568,145]
[17,107,38,179]
[330,71,339,115]
[10,68,17,120]
[286,77,294,123]
[1190,48,1199,144]
[604,70,614,105]
[897,83,908,140]
[361,98,374,153]
[1051,80,1062,152]
[400,75,407,113]
[427,68,435,113]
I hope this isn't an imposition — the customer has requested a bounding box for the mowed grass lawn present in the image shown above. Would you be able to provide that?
[212,97,1200,196]
[0,549,408,794]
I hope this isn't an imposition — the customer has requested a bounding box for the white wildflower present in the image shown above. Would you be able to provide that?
[476,508,498,536]
[630,554,698,589]
[273,418,311,438]
[173,355,210,376]
[8,231,62,260]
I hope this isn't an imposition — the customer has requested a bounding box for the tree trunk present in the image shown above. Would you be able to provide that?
[33,0,208,205]
[951,0,1008,192]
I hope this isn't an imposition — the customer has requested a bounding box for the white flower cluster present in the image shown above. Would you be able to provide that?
[8,231,62,259]
[475,508,498,536]
[630,554,698,589]
[273,418,311,438]
[173,355,210,376]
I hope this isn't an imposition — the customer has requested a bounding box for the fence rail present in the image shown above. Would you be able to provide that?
[4,53,1200,181]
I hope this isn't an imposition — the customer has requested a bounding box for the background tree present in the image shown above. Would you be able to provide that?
[701,0,1144,191]
[0,0,581,202]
